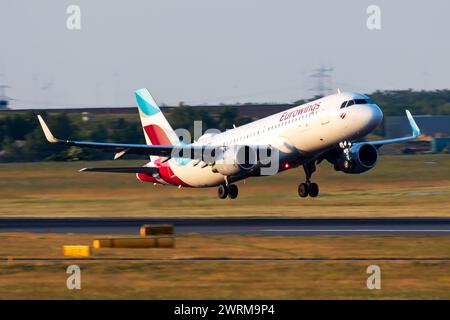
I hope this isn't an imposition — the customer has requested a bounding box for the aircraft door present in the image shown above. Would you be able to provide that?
[320,106,330,125]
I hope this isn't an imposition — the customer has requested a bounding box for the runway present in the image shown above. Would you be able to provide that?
[1,217,450,235]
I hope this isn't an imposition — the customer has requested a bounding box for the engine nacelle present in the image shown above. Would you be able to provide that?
[334,143,379,174]
[212,145,260,176]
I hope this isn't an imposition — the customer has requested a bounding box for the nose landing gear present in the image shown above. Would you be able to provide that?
[340,141,353,165]
[298,161,319,198]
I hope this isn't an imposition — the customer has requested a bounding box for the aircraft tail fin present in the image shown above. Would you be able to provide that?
[134,88,179,147]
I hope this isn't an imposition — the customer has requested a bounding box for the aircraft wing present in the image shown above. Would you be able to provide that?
[360,110,421,147]
[37,115,208,160]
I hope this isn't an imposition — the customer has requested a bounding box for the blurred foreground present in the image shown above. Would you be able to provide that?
[1,233,449,299]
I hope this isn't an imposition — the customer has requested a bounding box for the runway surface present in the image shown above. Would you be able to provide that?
[1,217,450,235]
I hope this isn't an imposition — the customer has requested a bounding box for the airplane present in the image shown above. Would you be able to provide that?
[37,88,421,199]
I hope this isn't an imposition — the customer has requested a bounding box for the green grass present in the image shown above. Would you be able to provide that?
[1,233,450,299]
[2,260,450,299]
[0,154,449,217]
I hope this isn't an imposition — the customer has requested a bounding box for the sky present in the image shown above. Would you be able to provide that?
[1,0,450,109]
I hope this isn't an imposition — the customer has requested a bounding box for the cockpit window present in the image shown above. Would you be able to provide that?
[354,99,369,105]
[340,98,374,108]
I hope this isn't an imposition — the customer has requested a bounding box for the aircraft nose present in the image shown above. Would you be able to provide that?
[354,104,383,134]
[369,104,383,128]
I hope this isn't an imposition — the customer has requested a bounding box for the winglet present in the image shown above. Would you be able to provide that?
[352,110,421,147]
[37,115,60,143]
[405,110,421,137]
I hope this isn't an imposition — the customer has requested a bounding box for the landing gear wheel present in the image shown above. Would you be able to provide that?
[298,183,309,198]
[299,162,320,198]
[309,183,319,197]
[228,184,238,199]
[217,185,228,199]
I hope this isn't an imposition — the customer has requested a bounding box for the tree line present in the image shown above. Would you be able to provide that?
[0,107,252,162]
[1,89,449,162]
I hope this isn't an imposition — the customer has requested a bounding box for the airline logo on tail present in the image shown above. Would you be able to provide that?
[135,88,176,146]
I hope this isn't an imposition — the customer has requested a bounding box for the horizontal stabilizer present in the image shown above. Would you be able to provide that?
[79,167,158,174]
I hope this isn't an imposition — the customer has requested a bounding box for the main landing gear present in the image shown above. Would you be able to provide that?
[217,183,238,199]
[298,161,319,198]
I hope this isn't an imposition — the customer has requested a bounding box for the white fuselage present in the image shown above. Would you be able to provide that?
[149,92,383,187]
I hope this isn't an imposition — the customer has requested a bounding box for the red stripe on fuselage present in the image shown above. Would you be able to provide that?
[154,158,191,187]
[136,172,161,184]
[138,127,191,187]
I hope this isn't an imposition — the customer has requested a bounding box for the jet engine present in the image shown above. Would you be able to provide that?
[333,143,379,174]
[212,145,262,176]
